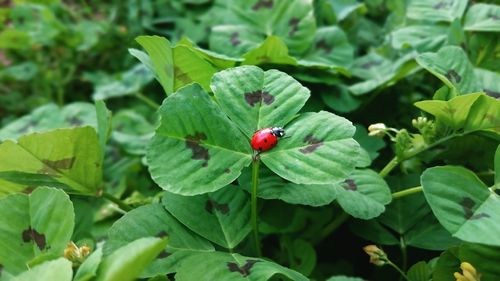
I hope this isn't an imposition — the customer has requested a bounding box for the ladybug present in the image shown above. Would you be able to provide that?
[251,127,285,152]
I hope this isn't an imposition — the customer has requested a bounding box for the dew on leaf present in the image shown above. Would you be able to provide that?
[22,227,46,250]
[227,260,260,276]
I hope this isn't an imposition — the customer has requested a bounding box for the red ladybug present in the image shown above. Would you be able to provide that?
[251,127,285,152]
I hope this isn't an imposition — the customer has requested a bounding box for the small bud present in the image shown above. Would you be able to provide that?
[64,241,92,265]
[454,262,481,281]
[368,123,387,137]
[363,245,388,266]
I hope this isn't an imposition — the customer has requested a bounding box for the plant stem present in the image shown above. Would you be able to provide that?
[251,157,262,257]
[399,236,408,272]
[392,186,423,199]
[102,192,132,212]
[318,211,349,241]
[379,157,398,177]
[388,261,410,281]
[135,92,160,110]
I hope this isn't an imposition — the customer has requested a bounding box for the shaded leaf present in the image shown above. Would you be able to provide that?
[464,4,500,32]
[162,185,251,249]
[74,247,103,281]
[407,261,430,281]
[242,36,297,66]
[10,258,72,281]
[406,0,468,22]
[91,64,154,100]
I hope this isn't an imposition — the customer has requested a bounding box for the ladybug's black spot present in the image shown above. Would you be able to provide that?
[445,69,461,83]
[230,32,241,46]
[342,179,357,191]
[185,132,209,167]
[258,147,263,151]
[244,90,274,107]
[361,60,382,69]
[484,89,500,99]
[227,260,260,276]
[461,197,490,220]
[299,134,323,154]
[205,200,230,215]
[157,250,171,259]
[288,17,300,36]
[174,66,192,84]
[156,231,168,238]
[316,39,332,53]
[22,227,46,250]
[264,139,267,143]
[252,0,273,10]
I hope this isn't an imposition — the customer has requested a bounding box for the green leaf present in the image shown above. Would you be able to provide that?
[321,86,363,114]
[406,0,467,22]
[105,204,214,277]
[334,169,391,219]
[261,111,359,185]
[463,94,500,134]
[10,258,72,281]
[287,239,316,276]
[407,261,430,281]
[464,4,500,32]
[96,237,168,281]
[242,36,297,66]
[0,103,97,141]
[91,64,154,100]
[475,68,500,97]
[421,166,500,246]
[111,110,155,156]
[210,25,264,57]
[162,185,251,249]
[175,251,308,281]
[172,44,218,92]
[299,26,354,69]
[326,276,364,281]
[0,29,30,49]
[147,84,252,195]
[0,127,103,196]
[328,0,366,21]
[74,247,103,281]
[95,100,112,154]
[135,35,174,95]
[176,37,242,69]
[416,46,481,95]
[495,145,500,185]
[0,187,74,274]
[0,62,38,81]
[211,65,310,139]
[353,124,386,163]
[390,25,448,51]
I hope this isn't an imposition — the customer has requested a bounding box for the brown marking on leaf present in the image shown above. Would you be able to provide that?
[22,227,46,250]
[244,90,275,107]
[460,197,490,220]
[342,179,357,191]
[157,250,171,259]
[68,117,83,126]
[227,260,260,276]
[185,133,209,167]
[156,231,168,238]
[444,69,461,83]
[230,32,241,46]
[256,55,271,63]
[433,1,449,10]
[174,66,192,84]
[484,89,500,99]
[205,200,230,215]
[252,0,273,10]
[288,18,300,36]
[0,264,3,278]
[18,120,37,134]
[361,60,382,69]
[316,39,332,53]
[22,186,36,194]
[299,134,323,154]
[488,14,499,20]
[224,168,231,174]
[43,157,76,170]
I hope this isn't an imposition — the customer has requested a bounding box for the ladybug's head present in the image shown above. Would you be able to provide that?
[271,127,285,138]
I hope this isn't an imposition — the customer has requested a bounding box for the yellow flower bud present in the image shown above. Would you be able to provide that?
[454,262,481,281]
[363,245,388,266]
[368,123,387,137]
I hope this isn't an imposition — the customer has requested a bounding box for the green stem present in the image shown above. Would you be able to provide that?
[379,157,398,177]
[135,92,160,110]
[392,186,423,199]
[251,158,262,257]
[400,236,408,272]
[388,261,410,281]
[102,192,132,212]
[318,211,349,241]
[380,132,474,177]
